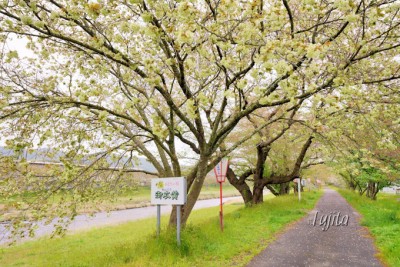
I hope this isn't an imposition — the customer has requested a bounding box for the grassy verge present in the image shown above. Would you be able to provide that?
[0,191,321,267]
[338,190,400,267]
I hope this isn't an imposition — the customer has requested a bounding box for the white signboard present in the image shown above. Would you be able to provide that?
[151,177,187,205]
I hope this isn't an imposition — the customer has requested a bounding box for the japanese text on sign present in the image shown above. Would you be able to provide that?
[151,177,187,205]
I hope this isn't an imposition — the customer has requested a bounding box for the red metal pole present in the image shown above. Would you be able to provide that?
[219,181,223,231]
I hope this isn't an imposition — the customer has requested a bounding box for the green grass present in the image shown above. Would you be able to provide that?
[0,191,321,267]
[338,190,400,267]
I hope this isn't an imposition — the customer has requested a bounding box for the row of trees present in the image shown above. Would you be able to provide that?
[327,99,399,199]
[0,0,399,237]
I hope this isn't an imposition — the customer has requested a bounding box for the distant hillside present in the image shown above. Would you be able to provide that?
[0,147,157,173]
[0,146,63,162]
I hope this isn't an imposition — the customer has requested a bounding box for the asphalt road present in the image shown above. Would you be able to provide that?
[0,196,243,245]
[247,189,383,267]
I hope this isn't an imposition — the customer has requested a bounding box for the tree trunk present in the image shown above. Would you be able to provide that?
[266,184,279,196]
[252,181,264,204]
[227,137,313,205]
[348,180,356,191]
[279,182,290,195]
[340,173,357,191]
[226,168,253,205]
[366,182,379,200]
[371,182,379,200]
[250,143,270,204]
[359,187,367,196]
[293,182,304,193]
[168,157,209,227]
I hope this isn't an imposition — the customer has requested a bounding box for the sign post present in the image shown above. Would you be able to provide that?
[151,177,187,245]
[156,204,161,237]
[298,178,301,201]
[214,158,229,232]
[294,177,301,202]
[177,206,181,246]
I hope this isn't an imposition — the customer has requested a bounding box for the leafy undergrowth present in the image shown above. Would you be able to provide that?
[0,191,321,267]
[339,190,400,267]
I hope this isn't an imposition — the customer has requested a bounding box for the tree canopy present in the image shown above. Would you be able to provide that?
[1,0,400,234]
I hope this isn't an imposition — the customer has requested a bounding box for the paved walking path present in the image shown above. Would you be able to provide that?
[247,189,383,267]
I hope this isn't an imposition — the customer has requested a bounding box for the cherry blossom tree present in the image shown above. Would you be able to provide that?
[0,0,399,233]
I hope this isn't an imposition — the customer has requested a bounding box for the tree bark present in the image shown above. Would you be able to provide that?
[279,182,290,195]
[251,142,271,204]
[168,157,209,227]
[266,184,280,196]
[348,180,356,191]
[226,167,253,205]
[358,186,367,196]
[372,182,379,200]
[366,182,379,200]
[252,181,265,204]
